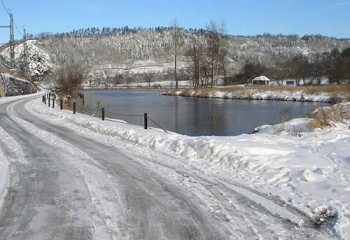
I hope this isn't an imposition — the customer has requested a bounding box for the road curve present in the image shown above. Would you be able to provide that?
[0,95,338,240]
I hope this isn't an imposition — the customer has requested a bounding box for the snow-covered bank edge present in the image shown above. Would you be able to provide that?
[163,88,335,103]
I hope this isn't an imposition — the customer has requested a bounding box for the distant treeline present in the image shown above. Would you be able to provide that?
[33,26,207,40]
[31,26,346,41]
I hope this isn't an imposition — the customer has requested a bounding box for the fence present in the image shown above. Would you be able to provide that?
[42,93,168,132]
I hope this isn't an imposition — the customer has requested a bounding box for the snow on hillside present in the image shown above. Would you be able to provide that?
[4,94,344,238]
[1,32,349,88]
[35,31,350,84]
[0,40,53,80]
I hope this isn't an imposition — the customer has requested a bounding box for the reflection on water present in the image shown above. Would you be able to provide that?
[74,89,328,136]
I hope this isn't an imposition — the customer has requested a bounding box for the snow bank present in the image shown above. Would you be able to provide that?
[165,88,334,103]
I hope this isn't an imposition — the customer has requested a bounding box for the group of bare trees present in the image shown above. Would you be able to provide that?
[171,20,184,89]
[326,48,350,84]
[183,21,228,89]
[233,47,350,85]
[55,59,85,96]
[276,47,350,85]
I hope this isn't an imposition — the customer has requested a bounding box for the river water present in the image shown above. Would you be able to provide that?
[74,89,327,136]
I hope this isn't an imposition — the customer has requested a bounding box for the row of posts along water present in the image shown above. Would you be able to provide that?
[42,93,167,132]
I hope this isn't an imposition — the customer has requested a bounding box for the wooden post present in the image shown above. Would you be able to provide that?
[73,102,76,114]
[144,113,148,129]
[102,108,105,121]
[60,99,63,110]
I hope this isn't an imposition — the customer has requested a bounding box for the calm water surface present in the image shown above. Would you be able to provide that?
[74,89,327,136]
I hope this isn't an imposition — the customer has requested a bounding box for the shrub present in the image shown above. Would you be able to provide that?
[308,105,344,130]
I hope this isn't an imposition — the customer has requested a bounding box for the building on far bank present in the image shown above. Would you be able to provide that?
[252,76,271,85]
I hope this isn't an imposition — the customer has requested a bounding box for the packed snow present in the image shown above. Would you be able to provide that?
[1,91,350,238]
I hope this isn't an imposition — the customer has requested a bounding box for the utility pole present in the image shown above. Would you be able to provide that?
[10,13,15,69]
[0,12,15,69]
[23,28,28,73]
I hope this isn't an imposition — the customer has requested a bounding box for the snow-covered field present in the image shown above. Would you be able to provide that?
[1,92,350,238]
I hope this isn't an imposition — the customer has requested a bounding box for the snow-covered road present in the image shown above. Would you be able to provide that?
[0,94,346,239]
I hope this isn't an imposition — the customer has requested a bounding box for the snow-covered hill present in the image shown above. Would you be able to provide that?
[1,30,350,85]
[37,31,350,81]
[0,40,53,81]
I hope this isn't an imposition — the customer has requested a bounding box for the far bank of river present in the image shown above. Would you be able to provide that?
[74,88,329,136]
[162,87,335,103]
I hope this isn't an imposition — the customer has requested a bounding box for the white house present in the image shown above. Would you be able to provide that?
[252,76,271,85]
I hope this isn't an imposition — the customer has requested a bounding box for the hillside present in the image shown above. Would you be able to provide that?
[1,28,350,86]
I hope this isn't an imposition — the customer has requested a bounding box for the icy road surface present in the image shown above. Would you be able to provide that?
[0,95,338,239]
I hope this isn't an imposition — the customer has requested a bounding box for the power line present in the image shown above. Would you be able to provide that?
[0,0,11,16]
[0,0,18,69]
[0,0,23,37]
[13,19,23,36]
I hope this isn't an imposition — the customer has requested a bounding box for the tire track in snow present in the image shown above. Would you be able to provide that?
[0,106,94,239]
[3,100,127,239]
[117,141,339,239]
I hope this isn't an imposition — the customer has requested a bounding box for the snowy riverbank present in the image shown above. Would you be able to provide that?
[163,87,337,103]
[1,93,350,238]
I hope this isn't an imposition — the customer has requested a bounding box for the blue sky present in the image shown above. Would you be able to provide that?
[0,0,349,43]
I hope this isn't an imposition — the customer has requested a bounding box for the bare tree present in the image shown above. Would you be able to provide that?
[279,55,310,85]
[113,73,123,87]
[56,59,85,96]
[145,72,153,87]
[326,48,350,84]
[186,36,206,88]
[310,53,326,85]
[125,75,133,88]
[206,20,227,87]
[171,19,184,89]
